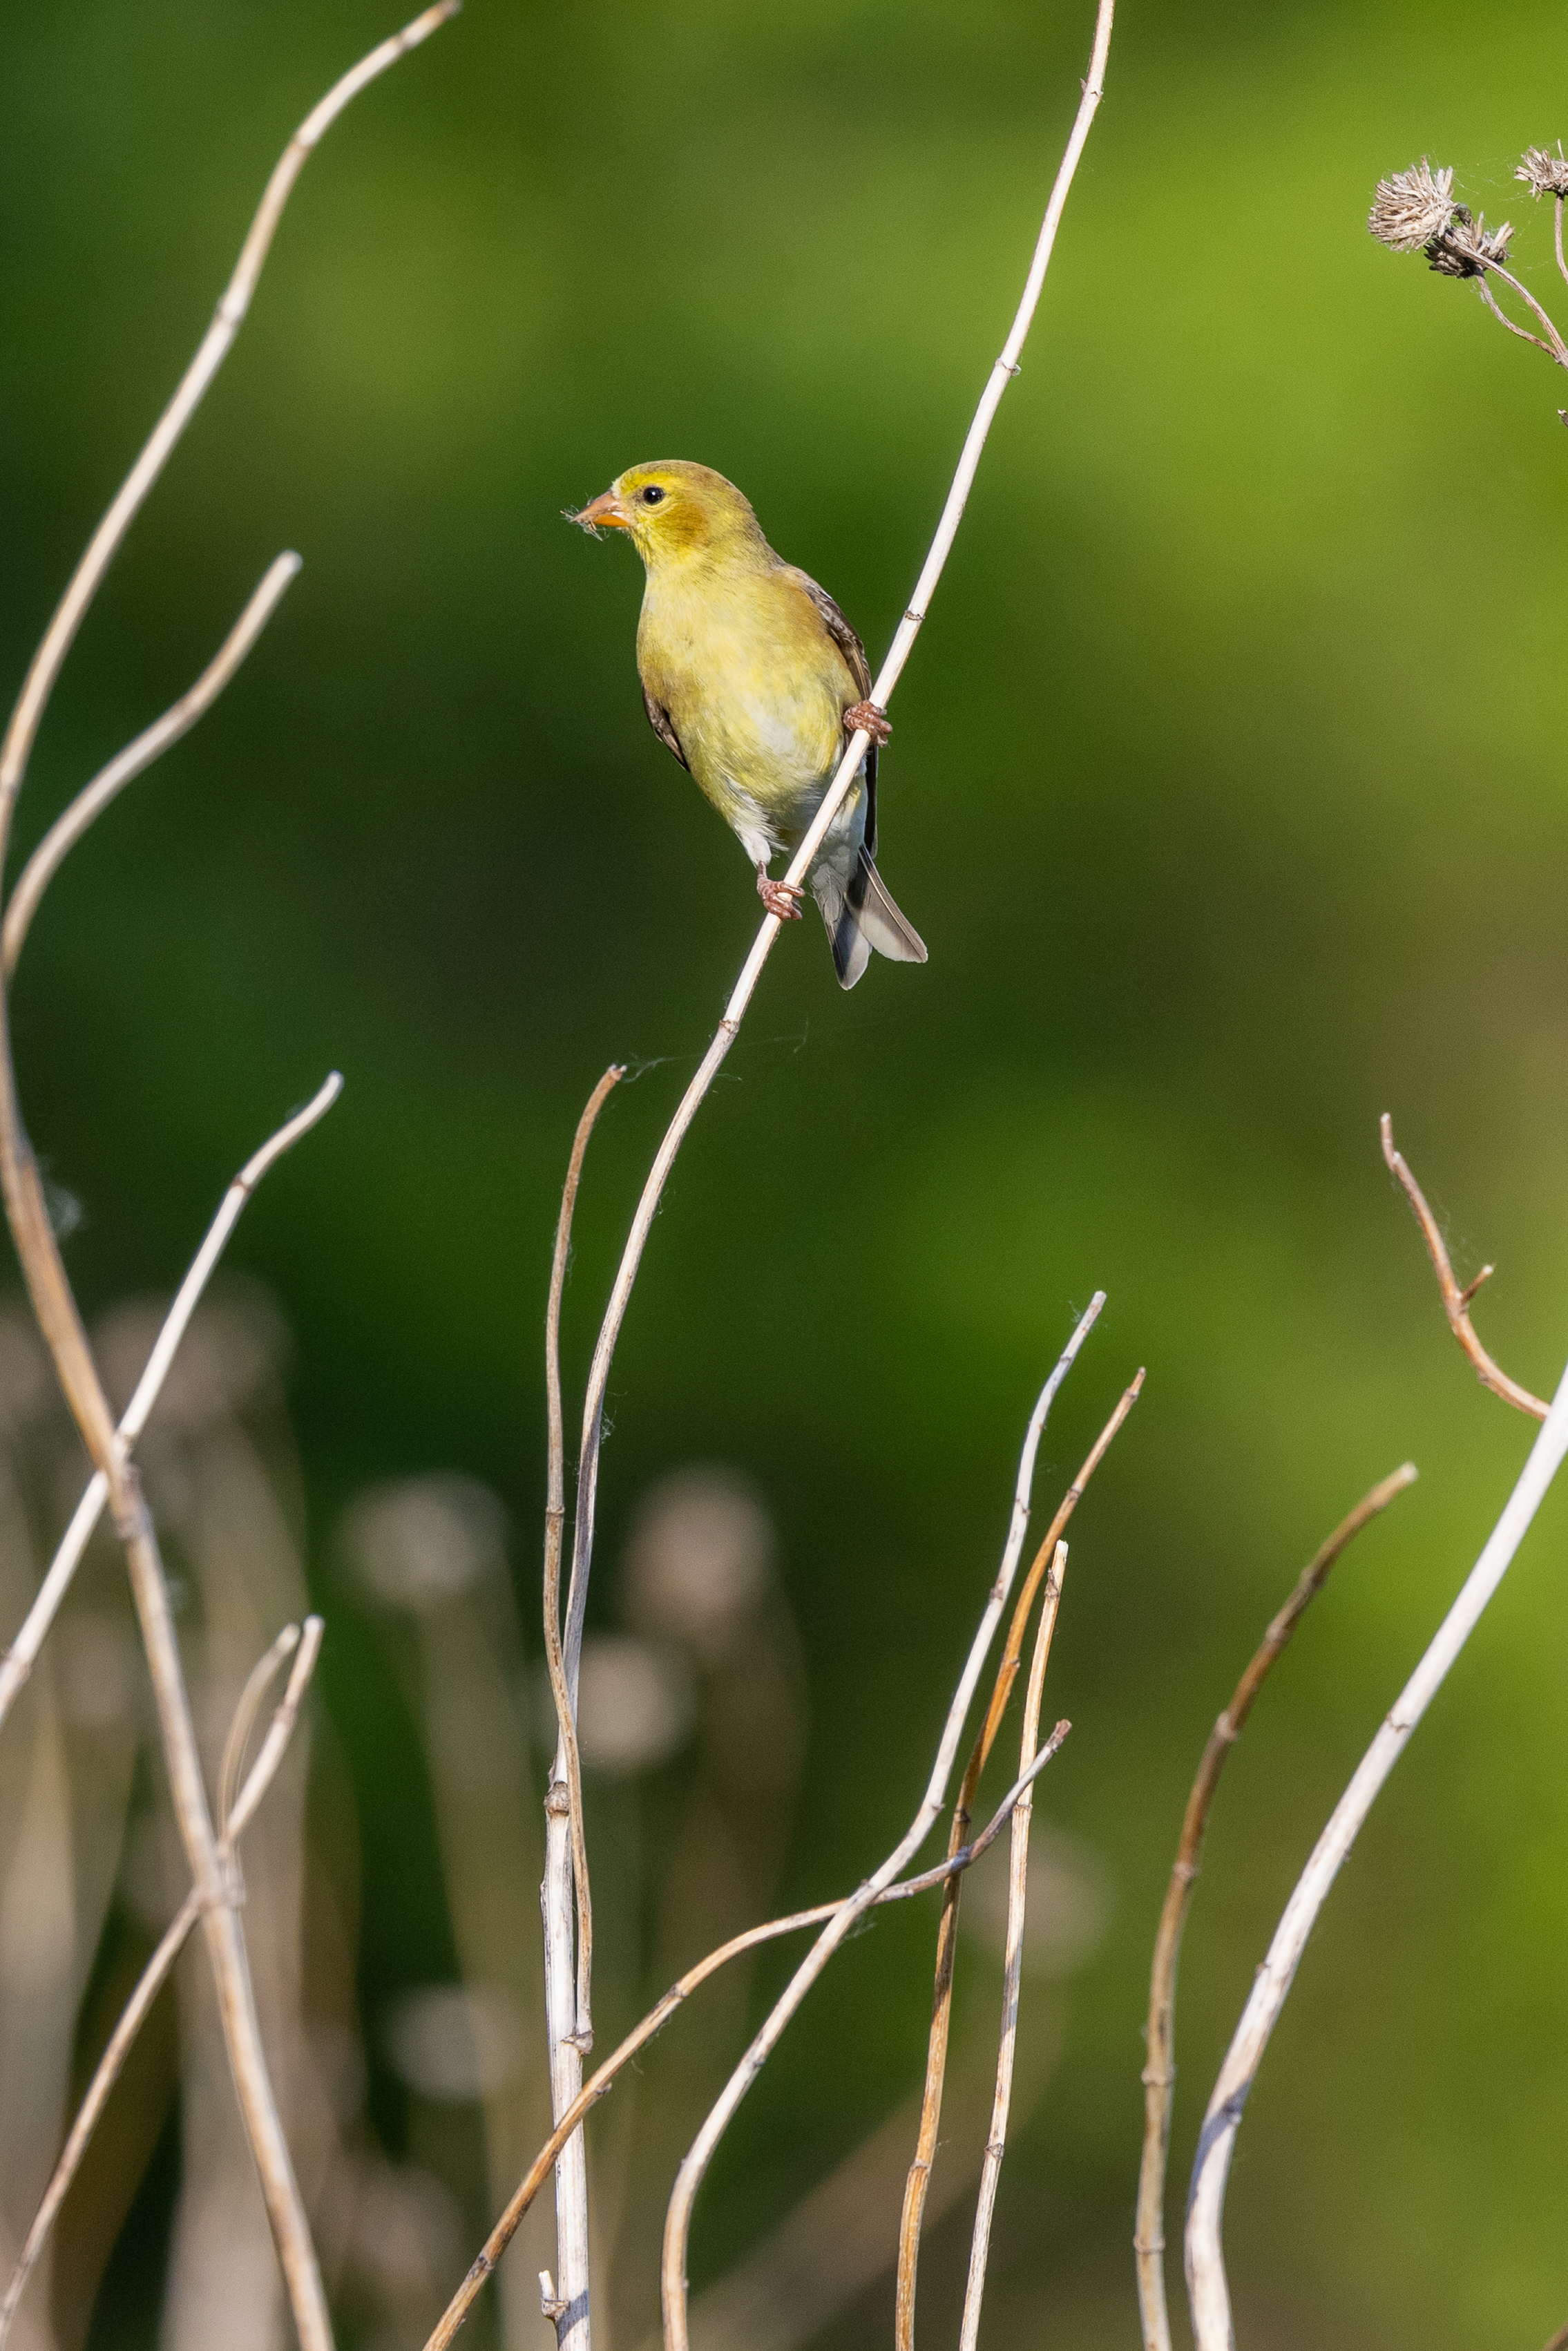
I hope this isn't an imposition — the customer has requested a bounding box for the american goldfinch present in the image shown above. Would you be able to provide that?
[569,460,926,989]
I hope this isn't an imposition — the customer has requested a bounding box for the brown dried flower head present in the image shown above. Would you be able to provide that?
[1428,208,1514,277]
[1368,160,1457,253]
[1517,144,1568,200]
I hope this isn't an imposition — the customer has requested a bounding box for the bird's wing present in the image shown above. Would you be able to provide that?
[788,569,879,857]
[641,681,691,772]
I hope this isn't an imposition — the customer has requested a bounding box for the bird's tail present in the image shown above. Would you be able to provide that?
[815,852,928,991]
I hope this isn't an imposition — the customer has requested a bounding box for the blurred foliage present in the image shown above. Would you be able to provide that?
[5,0,1568,2343]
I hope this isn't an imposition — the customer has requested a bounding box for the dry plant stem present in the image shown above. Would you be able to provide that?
[421,1735,1071,2351]
[657,1305,1105,2351]
[957,1544,1067,2351]
[0,1073,342,1733]
[895,1363,1143,2351]
[1542,2324,1568,2351]
[1476,276,1560,358]
[0,0,457,833]
[0,1617,323,2349]
[1482,260,1568,360]
[540,1071,622,2351]
[1132,1465,1417,2351]
[1556,197,1568,291]
[0,23,454,2342]
[1185,1360,1568,2351]
[1381,1114,1547,1418]
[544,1067,624,2048]
[557,0,1118,1709]
[1,553,302,976]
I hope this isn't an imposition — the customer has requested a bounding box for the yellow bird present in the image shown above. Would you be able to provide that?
[570,460,927,989]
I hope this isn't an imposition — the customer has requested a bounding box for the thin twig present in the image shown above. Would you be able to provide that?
[0,1,457,832]
[1,553,302,977]
[656,1302,1105,2351]
[1482,260,1568,360]
[555,0,1118,1778]
[1132,1465,1417,2351]
[895,1364,1143,2351]
[541,1067,622,2351]
[419,1731,1071,2351]
[218,1621,305,1838]
[1556,196,1567,292]
[1381,1114,1547,1419]
[0,1617,324,2348]
[1475,276,1560,358]
[0,19,455,2344]
[1185,1361,1568,2350]
[1540,2322,1568,2351]
[958,1548,1069,2351]
[544,1067,624,2048]
[0,1073,342,1734]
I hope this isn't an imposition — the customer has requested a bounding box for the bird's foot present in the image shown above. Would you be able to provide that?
[843,699,892,746]
[757,871,804,922]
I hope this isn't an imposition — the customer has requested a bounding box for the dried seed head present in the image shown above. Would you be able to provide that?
[1428,209,1514,276]
[1517,144,1568,199]
[1368,159,1457,252]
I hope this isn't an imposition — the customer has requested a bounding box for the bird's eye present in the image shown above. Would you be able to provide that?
[640,484,665,505]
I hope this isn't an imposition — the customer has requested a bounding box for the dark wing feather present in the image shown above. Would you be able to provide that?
[641,682,690,772]
[791,569,879,857]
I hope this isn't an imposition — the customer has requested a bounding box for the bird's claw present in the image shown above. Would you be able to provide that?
[843,700,892,746]
[757,873,804,922]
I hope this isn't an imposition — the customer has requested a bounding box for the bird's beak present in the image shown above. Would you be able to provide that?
[569,489,633,535]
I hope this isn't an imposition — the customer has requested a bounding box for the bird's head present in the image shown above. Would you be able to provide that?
[567,461,765,571]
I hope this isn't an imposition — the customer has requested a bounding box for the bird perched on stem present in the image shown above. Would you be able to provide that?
[569,460,927,989]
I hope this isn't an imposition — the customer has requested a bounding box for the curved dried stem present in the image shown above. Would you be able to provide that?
[2,553,302,978]
[1132,1465,1417,2351]
[958,1549,1068,2351]
[1556,198,1568,292]
[1185,1367,1568,2349]
[420,1731,1071,2351]
[218,1621,304,1835]
[0,1072,342,1734]
[544,1067,624,2046]
[0,3,456,835]
[895,1364,1143,2351]
[656,1304,1105,2351]
[556,0,1117,1744]
[1476,275,1560,357]
[1480,260,1568,360]
[0,1617,324,2349]
[1381,1114,1547,1419]
[541,1068,622,2351]
[0,20,454,2345]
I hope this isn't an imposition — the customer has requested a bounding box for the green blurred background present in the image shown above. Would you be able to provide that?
[6,0,1568,2342]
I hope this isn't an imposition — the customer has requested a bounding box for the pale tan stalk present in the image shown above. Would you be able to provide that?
[2,553,302,976]
[0,2,457,832]
[0,1074,341,1733]
[656,1304,1106,2351]
[541,1069,622,2351]
[896,1367,1143,2351]
[957,1548,1068,2351]
[544,1067,624,2047]
[1381,1115,1547,1419]
[1185,1367,1568,2349]
[0,1619,323,2348]
[0,19,455,2344]
[420,1733,1071,2351]
[1478,260,1568,360]
[1132,1467,1416,2351]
